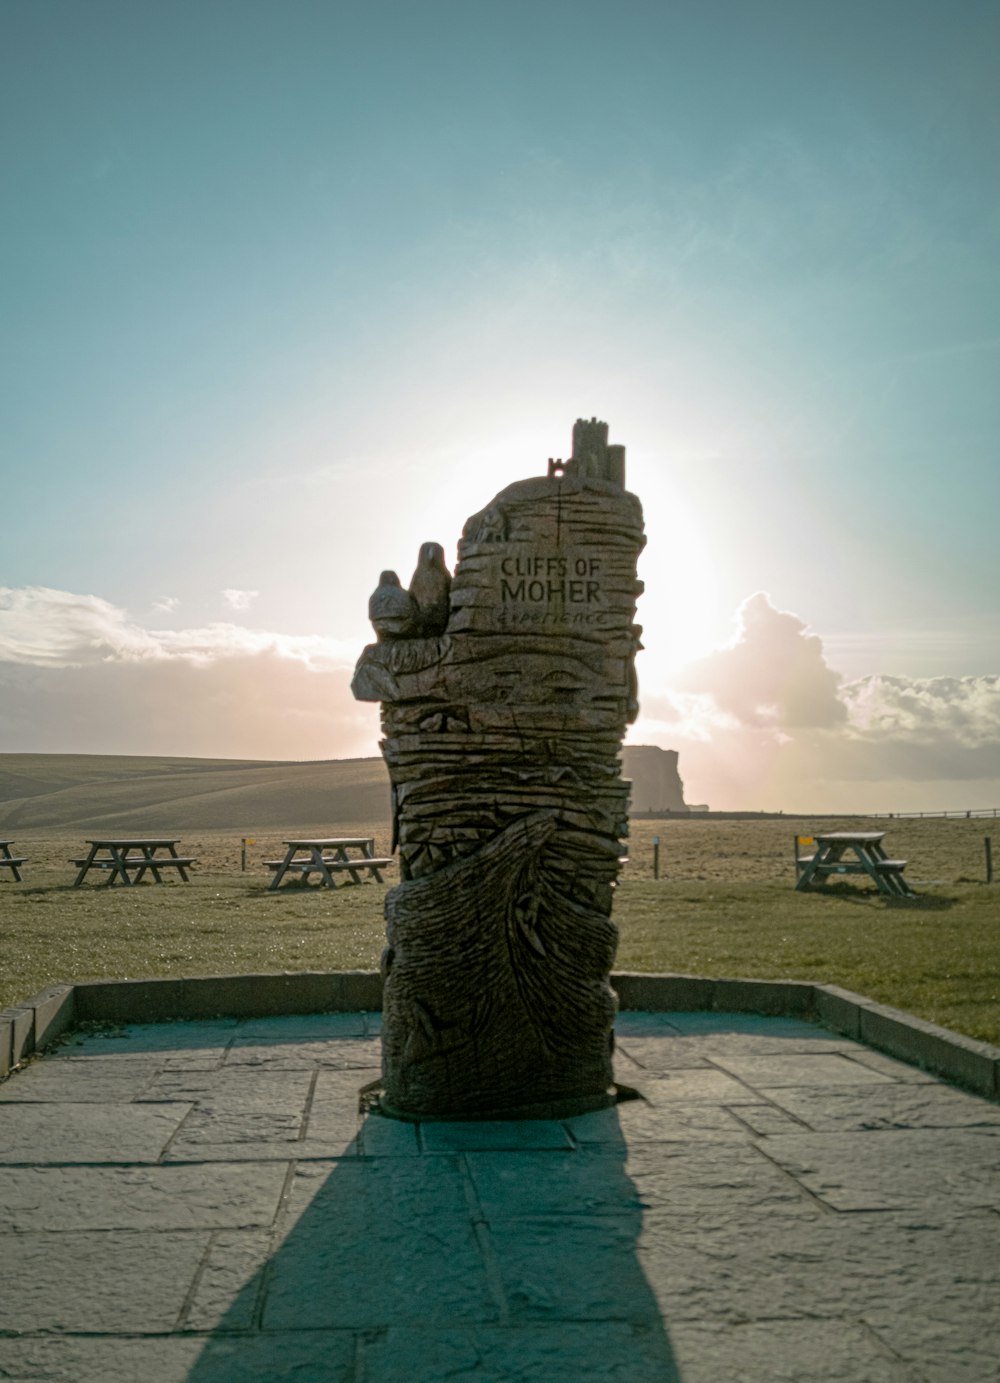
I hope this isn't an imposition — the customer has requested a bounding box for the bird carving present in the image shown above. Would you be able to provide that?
[368,570,418,641]
[408,541,452,637]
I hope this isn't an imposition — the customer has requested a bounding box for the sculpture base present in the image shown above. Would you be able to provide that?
[374,1083,641,1124]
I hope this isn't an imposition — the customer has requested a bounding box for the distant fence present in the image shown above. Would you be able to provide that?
[872,808,1000,820]
[633,807,1000,822]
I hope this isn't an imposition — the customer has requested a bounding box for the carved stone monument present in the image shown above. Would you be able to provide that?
[352,418,645,1119]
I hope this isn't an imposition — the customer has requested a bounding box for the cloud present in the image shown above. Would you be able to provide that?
[632,593,1000,809]
[673,592,846,729]
[0,655,378,760]
[222,588,259,611]
[0,586,360,672]
[0,585,371,759]
[843,674,1000,747]
[153,596,180,613]
[0,587,160,667]
[3,583,999,808]
[819,674,1000,786]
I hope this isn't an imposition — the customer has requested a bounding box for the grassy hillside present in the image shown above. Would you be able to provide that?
[1,757,996,1046]
[1,848,997,1045]
[0,754,390,833]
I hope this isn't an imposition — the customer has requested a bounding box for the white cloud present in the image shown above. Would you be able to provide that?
[0,587,161,667]
[0,586,360,672]
[222,588,259,611]
[634,593,1000,810]
[153,596,181,613]
[0,585,372,759]
[843,674,1000,747]
[672,592,846,729]
[0,655,378,760]
[3,583,999,809]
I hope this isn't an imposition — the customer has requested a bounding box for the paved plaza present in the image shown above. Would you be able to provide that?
[0,1009,998,1382]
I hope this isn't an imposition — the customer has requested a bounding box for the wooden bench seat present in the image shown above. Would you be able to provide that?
[71,857,196,884]
[265,855,393,889]
[802,857,907,874]
[0,856,27,882]
[327,857,393,870]
[264,857,393,871]
[71,856,196,868]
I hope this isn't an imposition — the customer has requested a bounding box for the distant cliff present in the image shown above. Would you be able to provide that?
[621,745,688,812]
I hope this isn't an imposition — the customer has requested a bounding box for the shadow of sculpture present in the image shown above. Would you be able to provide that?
[183,1107,680,1382]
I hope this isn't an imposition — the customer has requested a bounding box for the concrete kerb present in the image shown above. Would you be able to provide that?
[2,970,997,1102]
[0,983,75,1079]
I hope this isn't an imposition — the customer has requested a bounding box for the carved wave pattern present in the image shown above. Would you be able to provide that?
[381,811,618,1117]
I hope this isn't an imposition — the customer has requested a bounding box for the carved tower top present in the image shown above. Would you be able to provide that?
[547,416,625,487]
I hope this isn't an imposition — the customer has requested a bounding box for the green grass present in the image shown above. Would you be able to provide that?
[614,880,999,1045]
[2,868,997,1046]
[0,870,388,1012]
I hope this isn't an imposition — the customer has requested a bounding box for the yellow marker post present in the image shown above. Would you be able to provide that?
[794,836,814,874]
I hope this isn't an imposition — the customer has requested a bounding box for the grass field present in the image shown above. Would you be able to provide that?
[2,814,997,1045]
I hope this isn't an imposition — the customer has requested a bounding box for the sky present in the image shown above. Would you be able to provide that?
[2,0,999,811]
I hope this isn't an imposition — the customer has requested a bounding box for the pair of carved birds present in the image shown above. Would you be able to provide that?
[369,542,452,641]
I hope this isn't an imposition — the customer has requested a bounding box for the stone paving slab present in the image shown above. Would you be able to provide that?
[56,1019,239,1058]
[362,1324,681,1382]
[0,1057,164,1102]
[421,1119,574,1152]
[765,1079,1000,1131]
[307,1067,383,1137]
[708,1050,899,1087]
[616,1065,754,1102]
[0,1101,191,1162]
[235,1012,373,1040]
[0,1161,288,1231]
[615,1031,860,1067]
[635,1206,1000,1331]
[0,1229,209,1332]
[570,1096,751,1144]
[139,1067,316,1108]
[762,1126,1000,1212]
[858,1311,1000,1383]
[223,1037,383,1068]
[668,1319,919,1383]
[0,1333,358,1383]
[0,1010,998,1382]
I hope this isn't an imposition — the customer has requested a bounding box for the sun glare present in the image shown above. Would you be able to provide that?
[630,456,723,682]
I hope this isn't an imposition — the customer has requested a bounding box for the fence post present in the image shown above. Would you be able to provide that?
[986,837,993,885]
[241,838,247,872]
[652,835,660,881]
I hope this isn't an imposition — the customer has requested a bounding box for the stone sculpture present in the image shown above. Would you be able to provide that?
[352,418,645,1119]
[368,571,418,642]
[407,541,452,637]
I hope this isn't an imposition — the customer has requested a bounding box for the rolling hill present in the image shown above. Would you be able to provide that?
[0,754,391,833]
[0,746,685,834]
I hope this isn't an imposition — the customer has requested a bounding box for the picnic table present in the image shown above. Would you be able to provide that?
[0,841,27,882]
[72,838,196,887]
[795,832,915,898]
[265,837,393,890]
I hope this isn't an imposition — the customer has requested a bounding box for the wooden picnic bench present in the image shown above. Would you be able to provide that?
[266,838,393,890]
[795,832,915,898]
[0,841,27,882]
[71,839,197,887]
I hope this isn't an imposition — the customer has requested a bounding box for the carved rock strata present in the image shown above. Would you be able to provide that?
[353,456,645,1118]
